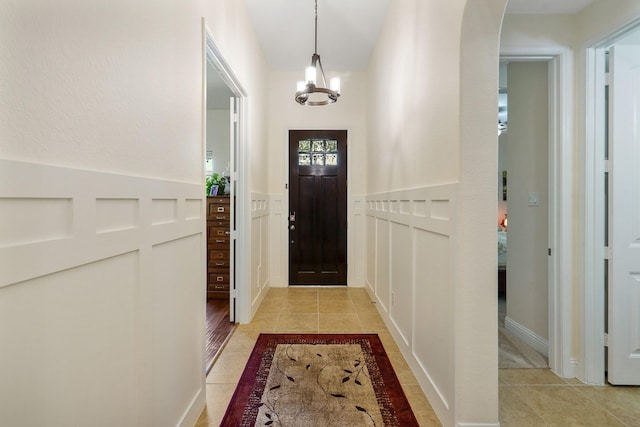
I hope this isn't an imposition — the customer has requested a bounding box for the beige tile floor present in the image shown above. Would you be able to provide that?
[196,287,640,426]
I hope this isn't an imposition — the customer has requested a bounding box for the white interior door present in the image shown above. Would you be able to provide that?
[608,44,640,385]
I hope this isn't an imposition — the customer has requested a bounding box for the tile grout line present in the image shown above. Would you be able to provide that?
[570,384,631,427]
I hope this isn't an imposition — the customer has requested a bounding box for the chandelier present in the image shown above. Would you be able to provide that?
[295,0,341,106]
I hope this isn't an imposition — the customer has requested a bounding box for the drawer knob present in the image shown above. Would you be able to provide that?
[217,207,225,212]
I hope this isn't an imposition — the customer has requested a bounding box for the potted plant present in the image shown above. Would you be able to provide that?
[206,173,227,196]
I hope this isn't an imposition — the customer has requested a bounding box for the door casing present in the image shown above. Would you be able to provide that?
[500,48,575,379]
[204,23,249,323]
[288,129,348,285]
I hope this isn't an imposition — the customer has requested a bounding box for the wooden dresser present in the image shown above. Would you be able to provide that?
[207,196,231,299]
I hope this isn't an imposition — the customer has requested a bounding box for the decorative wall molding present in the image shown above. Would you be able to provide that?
[0,159,205,426]
[250,192,270,314]
[268,194,288,287]
[349,195,366,286]
[366,183,457,424]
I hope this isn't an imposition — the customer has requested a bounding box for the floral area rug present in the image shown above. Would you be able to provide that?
[220,334,418,426]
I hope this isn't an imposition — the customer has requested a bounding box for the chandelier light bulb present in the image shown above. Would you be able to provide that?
[305,66,317,85]
[330,77,341,94]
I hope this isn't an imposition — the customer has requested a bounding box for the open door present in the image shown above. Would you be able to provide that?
[607,44,640,385]
[228,96,238,322]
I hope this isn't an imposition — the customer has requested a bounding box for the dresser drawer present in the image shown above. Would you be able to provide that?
[209,250,230,262]
[208,236,230,250]
[208,273,229,286]
[209,226,229,238]
[208,213,230,223]
[208,203,230,217]
[209,259,230,272]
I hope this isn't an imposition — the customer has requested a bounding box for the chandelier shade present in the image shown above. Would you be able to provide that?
[295,0,340,106]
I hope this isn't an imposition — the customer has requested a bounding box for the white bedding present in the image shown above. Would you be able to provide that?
[498,230,507,269]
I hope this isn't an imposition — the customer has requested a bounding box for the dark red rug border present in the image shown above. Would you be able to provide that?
[219,333,419,426]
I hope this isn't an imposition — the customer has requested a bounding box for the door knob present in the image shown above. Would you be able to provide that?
[290,224,296,230]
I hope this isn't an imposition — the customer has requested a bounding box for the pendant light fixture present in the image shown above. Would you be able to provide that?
[295,0,341,106]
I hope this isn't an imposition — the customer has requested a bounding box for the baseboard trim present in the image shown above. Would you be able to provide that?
[505,316,549,357]
[178,388,205,427]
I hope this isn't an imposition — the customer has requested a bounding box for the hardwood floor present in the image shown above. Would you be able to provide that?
[205,298,236,374]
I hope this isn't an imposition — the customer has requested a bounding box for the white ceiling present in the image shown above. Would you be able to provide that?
[242,0,596,73]
[244,0,390,72]
[506,0,595,15]
[207,0,597,103]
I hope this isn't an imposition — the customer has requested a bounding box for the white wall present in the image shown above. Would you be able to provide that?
[0,0,269,425]
[0,0,204,183]
[505,62,550,344]
[575,0,640,44]
[206,109,231,177]
[367,1,463,193]
[266,71,368,287]
[366,0,507,425]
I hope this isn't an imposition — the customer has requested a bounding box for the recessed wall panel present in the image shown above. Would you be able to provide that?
[431,200,450,220]
[0,253,138,426]
[96,198,139,233]
[151,235,202,426]
[414,228,452,407]
[185,198,202,220]
[366,216,376,291]
[391,222,412,345]
[376,218,390,311]
[0,198,72,246]
[152,198,178,225]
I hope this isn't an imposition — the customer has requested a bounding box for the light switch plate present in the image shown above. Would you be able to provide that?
[528,191,539,206]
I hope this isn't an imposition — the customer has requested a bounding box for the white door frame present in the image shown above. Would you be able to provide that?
[500,47,575,378]
[203,22,250,323]
[581,19,640,386]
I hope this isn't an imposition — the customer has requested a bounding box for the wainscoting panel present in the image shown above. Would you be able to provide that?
[366,184,457,421]
[390,221,412,347]
[151,234,203,426]
[0,252,138,426]
[268,195,287,287]
[414,228,453,409]
[0,197,73,246]
[250,192,270,315]
[375,217,390,312]
[151,198,178,225]
[349,196,366,286]
[366,215,376,294]
[0,159,206,427]
[96,198,139,233]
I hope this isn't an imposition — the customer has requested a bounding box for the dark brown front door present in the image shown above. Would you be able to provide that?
[289,130,347,285]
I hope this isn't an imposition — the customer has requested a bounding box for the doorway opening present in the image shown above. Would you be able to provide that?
[496,60,550,370]
[204,26,247,373]
[496,48,574,378]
